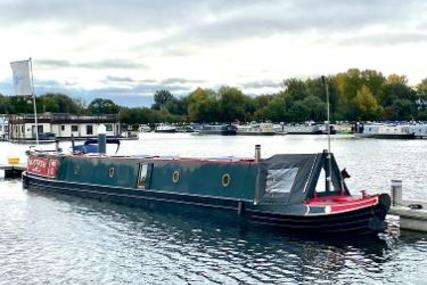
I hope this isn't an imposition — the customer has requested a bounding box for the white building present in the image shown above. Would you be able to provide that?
[0,114,8,140]
[9,113,120,140]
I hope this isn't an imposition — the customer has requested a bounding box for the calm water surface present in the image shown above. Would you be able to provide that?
[1,134,427,284]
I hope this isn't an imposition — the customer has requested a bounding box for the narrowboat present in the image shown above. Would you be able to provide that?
[195,124,237,135]
[22,146,390,235]
[354,123,415,139]
[237,122,276,136]
[283,124,323,135]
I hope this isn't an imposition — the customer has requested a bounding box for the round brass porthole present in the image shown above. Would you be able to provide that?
[172,170,180,183]
[222,173,231,187]
[74,165,80,175]
[108,167,115,178]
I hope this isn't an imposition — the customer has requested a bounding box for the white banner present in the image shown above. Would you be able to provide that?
[10,60,33,96]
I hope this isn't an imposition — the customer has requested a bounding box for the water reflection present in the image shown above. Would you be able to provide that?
[4,190,422,284]
[2,133,427,284]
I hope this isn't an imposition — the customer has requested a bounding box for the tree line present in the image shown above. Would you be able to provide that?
[1,68,427,127]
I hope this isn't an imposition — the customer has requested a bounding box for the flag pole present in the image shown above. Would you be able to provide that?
[29,57,39,146]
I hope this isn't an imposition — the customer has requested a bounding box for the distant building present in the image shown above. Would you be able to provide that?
[8,113,120,140]
[0,115,8,140]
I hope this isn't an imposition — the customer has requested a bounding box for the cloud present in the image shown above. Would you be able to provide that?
[4,0,426,46]
[241,80,281,89]
[338,33,427,46]
[2,0,427,97]
[160,78,206,85]
[36,59,147,70]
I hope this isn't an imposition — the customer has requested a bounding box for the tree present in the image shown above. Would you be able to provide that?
[38,93,85,114]
[152,90,173,110]
[0,94,9,113]
[416,78,427,99]
[416,78,427,110]
[164,96,188,116]
[353,85,383,121]
[88,98,120,115]
[265,96,287,122]
[390,99,417,120]
[380,80,415,107]
[187,88,219,122]
[217,86,251,122]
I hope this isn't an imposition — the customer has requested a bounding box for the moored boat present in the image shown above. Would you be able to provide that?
[155,124,177,133]
[283,124,323,135]
[355,123,415,139]
[22,146,390,235]
[237,122,276,136]
[195,124,237,135]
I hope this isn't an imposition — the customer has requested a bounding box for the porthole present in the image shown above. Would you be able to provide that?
[172,170,180,183]
[108,167,115,178]
[222,173,231,187]
[74,165,80,175]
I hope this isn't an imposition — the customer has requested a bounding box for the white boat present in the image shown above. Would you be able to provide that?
[409,123,427,138]
[355,123,415,139]
[155,124,177,133]
[237,122,276,135]
[139,124,152,132]
[283,123,323,135]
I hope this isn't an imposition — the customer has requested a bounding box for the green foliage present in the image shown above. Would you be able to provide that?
[416,78,427,99]
[187,88,219,122]
[1,68,426,123]
[39,93,85,114]
[353,85,383,121]
[218,86,252,122]
[88,98,120,115]
[152,90,173,110]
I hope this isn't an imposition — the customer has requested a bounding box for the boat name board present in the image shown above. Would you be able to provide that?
[28,155,60,178]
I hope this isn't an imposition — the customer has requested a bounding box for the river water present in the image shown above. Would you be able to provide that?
[1,134,427,284]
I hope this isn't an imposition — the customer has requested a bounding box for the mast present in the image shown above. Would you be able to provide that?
[29,58,39,146]
[322,75,332,192]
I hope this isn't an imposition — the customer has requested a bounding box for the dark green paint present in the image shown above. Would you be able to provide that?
[56,157,258,201]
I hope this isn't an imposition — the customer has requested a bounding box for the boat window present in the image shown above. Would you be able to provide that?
[172,170,180,183]
[222,173,231,187]
[138,164,149,189]
[315,168,336,193]
[86,125,93,135]
[265,168,298,193]
[108,167,115,178]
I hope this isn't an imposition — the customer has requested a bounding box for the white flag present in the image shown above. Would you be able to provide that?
[10,60,33,96]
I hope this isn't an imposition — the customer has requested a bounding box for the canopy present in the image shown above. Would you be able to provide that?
[258,152,349,205]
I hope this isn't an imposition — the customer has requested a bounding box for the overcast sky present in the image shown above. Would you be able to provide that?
[1,0,427,106]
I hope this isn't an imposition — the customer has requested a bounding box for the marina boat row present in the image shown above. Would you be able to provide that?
[22,136,391,236]
[152,122,339,136]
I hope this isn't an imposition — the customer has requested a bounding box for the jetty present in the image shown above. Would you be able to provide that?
[0,163,26,179]
[389,180,427,232]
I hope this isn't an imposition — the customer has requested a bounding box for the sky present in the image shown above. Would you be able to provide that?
[1,0,427,107]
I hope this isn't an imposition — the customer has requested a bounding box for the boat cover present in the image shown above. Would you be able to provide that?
[259,152,349,205]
